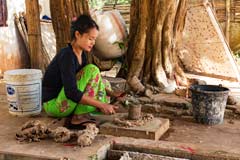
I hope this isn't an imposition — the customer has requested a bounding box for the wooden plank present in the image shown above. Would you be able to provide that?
[25,0,42,69]
[100,116,170,140]
[225,0,231,42]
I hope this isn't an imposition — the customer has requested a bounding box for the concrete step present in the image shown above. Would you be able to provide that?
[0,152,57,160]
[112,137,240,160]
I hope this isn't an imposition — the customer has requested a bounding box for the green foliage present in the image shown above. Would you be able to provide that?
[110,0,131,4]
[234,50,240,58]
[89,0,105,9]
[233,50,240,67]
[88,154,98,160]
[113,41,126,51]
[121,60,128,72]
[113,37,128,52]
[89,0,131,9]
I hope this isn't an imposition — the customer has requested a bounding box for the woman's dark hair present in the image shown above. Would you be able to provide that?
[70,15,99,40]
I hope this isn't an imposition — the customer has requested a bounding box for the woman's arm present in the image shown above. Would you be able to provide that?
[80,95,118,114]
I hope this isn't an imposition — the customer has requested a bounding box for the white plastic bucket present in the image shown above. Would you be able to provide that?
[3,69,42,116]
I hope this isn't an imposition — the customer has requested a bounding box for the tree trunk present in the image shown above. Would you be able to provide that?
[50,0,90,53]
[25,0,42,69]
[225,0,231,42]
[127,0,188,92]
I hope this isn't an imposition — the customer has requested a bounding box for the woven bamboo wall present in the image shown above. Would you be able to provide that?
[102,1,240,51]
[211,0,240,22]
[103,1,240,24]
[210,0,240,51]
[102,3,130,27]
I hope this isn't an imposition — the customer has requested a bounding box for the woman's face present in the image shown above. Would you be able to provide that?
[75,28,99,52]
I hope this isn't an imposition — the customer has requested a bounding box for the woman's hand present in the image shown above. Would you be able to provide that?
[99,103,118,115]
[80,95,119,115]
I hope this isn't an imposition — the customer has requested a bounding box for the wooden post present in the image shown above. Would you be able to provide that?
[211,0,216,12]
[225,0,231,42]
[25,0,42,69]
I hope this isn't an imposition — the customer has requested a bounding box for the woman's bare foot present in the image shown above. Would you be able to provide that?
[71,114,82,125]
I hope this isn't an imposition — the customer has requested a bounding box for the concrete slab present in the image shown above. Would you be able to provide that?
[0,102,112,160]
[107,149,189,160]
[161,116,240,154]
[112,137,240,160]
[100,114,170,140]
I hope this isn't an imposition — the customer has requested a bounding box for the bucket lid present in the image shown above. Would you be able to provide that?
[4,69,42,82]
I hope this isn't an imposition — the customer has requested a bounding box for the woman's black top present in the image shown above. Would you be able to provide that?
[42,44,87,103]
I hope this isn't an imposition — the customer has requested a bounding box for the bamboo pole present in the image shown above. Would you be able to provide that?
[25,0,42,69]
[225,0,231,42]
[14,14,29,52]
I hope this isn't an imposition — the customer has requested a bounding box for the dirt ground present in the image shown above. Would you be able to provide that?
[1,91,240,159]
[161,116,240,154]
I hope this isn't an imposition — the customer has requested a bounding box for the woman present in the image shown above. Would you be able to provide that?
[42,15,119,126]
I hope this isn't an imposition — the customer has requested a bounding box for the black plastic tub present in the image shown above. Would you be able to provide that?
[190,85,229,125]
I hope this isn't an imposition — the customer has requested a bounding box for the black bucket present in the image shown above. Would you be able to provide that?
[190,85,229,125]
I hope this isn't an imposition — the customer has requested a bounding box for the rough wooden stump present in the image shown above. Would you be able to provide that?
[128,104,141,120]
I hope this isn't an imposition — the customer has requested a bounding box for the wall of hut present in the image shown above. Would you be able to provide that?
[0,0,50,77]
[39,0,50,19]
[0,0,29,77]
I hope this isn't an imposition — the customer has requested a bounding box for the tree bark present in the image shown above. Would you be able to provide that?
[25,0,42,69]
[127,0,188,92]
[225,0,231,42]
[127,0,148,80]
[172,0,188,86]
[50,0,90,53]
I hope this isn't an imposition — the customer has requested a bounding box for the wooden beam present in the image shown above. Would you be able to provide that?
[25,0,42,69]
[225,0,231,42]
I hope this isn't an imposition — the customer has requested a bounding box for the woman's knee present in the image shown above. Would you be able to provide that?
[84,64,100,74]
